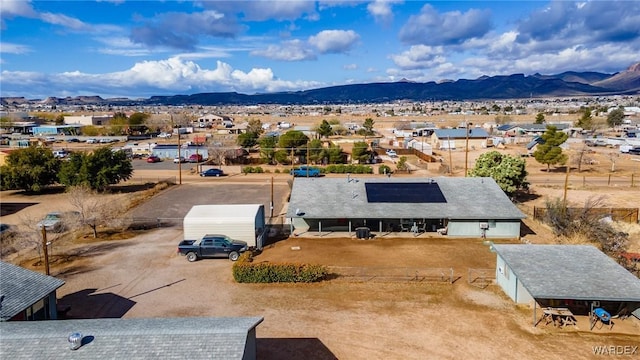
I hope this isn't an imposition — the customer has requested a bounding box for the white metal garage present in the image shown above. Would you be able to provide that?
[183,204,266,249]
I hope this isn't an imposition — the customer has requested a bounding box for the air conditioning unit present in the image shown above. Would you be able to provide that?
[479,222,489,229]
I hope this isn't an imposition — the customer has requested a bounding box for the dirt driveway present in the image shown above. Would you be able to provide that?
[41,228,639,360]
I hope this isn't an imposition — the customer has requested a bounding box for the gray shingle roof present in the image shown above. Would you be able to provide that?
[492,244,640,301]
[0,317,263,359]
[434,128,489,139]
[286,177,525,220]
[0,261,65,321]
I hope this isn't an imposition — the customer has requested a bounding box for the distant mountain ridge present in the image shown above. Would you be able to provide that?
[3,62,639,106]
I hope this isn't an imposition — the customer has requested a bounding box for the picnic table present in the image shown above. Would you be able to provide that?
[539,307,577,328]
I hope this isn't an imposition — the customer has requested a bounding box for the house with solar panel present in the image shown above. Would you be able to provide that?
[286,177,525,238]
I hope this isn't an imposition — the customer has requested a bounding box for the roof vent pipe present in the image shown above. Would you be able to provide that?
[68,332,83,350]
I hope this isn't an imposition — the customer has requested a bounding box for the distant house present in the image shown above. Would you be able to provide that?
[0,261,65,321]
[151,144,209,160]
[431,128,489,150]
[64,115,113,126]
[0,317,264,359]
[195,114,233,128]
[496,123,571,137]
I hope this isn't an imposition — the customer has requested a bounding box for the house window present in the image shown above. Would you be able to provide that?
[504,265,510,280]
[488,220,496,228]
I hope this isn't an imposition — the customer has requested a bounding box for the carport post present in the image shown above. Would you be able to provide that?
[379,220,382,233]
[319,221,322,235]
[348,221,352,237]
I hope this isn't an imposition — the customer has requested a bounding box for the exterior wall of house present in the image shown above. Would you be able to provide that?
[495,255,533,304]
[447,220,520,238]
[151,146,209,159]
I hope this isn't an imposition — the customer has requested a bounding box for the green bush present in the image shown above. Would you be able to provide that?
[274,168,281,173]
[242,166,265,174]
[324,164,373,174]
[232,253,327,283]
[378,164,392,175]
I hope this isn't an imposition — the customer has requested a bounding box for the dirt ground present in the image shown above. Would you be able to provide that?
[1,113,639,359]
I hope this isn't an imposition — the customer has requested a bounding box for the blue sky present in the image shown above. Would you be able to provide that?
[1,1,639,99]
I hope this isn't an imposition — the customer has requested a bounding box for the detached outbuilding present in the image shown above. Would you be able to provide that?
[492,244,640,322]
[183,204,266,249]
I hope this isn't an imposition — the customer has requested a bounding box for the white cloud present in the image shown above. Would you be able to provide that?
[0,57,323,97]
[0,0,37,18]
[251,40,316,61]
[367,0,402,24]
[0,42,32,54]
[389,45,446,70]
[308,30,359,54]
[344,63,358,70]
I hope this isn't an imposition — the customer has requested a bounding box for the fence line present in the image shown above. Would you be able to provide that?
[467,268,495,289]
[327,266,455,283]
[125,176,176,185]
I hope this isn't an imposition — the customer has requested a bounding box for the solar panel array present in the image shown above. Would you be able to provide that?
[365,182,447,203]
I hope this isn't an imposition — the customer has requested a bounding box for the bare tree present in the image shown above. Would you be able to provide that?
[67,185,127,238]
[607,153,619,172]
[207,135,237,166]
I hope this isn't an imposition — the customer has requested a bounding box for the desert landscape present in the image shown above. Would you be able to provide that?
[1,113,639,359]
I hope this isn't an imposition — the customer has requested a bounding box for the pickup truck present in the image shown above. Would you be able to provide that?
[177,234,248,262]
[290,165,320,177]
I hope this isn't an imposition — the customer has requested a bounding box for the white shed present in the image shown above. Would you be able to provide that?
[183,204,266,249]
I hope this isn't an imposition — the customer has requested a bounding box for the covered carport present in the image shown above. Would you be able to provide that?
[491,244,640,327]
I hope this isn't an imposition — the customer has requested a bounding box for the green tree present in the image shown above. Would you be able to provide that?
[109,112,129,135]
[58,147,132,191]
[351,141,369,163]
[607,108,625,127]
[576,107,593,130]
[307,139,324,164]
[535,113,545,124]
[396,156,408,171]
[258,135,277,164]
[237,132,259,148]
[0,146,60,192]
[246,118,264,135]
[277,130,309,164]
[323,144,345,164]
[362,118,375,136]
[129,112,150,133]
[316,120,333,138]
[468,151,529,195]
[533,126,568,171]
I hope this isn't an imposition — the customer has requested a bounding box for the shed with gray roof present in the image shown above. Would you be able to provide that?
[286,177,525,238]
[0,261,65,321]
[492,244,640,320]
[0,316,263,360]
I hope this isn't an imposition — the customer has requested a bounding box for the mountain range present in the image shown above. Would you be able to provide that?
[2,63,639,107]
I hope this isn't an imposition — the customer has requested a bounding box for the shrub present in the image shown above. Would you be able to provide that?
[242,166,265,174]
[323,164,373,174]
[232,253,327,283]
[379,164,392,175]
[274,169,281,173]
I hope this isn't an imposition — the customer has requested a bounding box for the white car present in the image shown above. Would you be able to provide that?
[158,132,172,138]
[386,149,398,158]
[86,138,98,144]
[173,156,186,163]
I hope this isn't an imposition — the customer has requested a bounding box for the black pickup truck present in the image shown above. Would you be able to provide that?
[177,234,248,262]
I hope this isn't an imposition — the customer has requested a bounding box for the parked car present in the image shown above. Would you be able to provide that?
[200,168,224,177]
[629,147,640,155]
[188,154,203,163]
[53,150,69,158]
[86,138,98,144]
[386,149,398,158]
[147,155,162,163]
[66,138,80,143]
[36,212,78,232]
[173,156,186,163]
[157,132,172,138]
[290,166,320,177]
[177,234,248,262]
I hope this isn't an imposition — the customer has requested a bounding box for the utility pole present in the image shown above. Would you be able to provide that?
[464,122,473,177]
[177,124,182,185]
[306,141,310,177]
[447,136,453,175]
[270,176,274,219]
[41,226,50,276]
